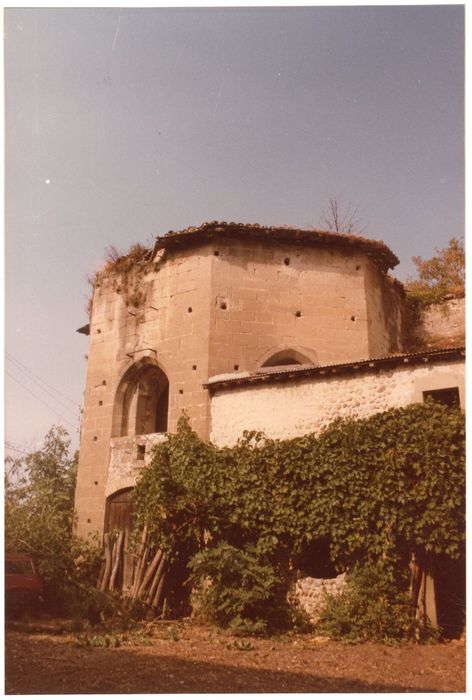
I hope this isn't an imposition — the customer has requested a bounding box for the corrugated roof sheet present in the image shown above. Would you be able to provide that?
[152,220,399,272]
[205,346,465,391]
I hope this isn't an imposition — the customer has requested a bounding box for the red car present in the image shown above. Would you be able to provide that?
[5,553,43,614]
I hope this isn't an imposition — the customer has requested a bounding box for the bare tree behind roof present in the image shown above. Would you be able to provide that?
[319,197,367,234]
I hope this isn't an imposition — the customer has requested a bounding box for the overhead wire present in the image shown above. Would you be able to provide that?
[6,370,79,431]
[6,354,81,419]
[6,352,79,407]
[4,442,30,455]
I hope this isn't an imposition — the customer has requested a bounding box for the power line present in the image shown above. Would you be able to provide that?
[6,356,80,419]
[6,370,79,432]
[4,442,29,455]
[6,352,79,407]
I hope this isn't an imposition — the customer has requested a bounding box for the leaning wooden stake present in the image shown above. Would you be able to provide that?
[152,564,167,610]
[109,529,125,591]
[99,532,113,592]
[146,553,166,605]
[137,548,163,599]
[130,526,148,598]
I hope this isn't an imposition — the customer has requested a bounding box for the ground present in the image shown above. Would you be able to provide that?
[5,620,465,694]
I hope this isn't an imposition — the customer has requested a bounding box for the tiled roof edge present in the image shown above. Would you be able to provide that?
[204,346,465,391]
[152,221,399,271]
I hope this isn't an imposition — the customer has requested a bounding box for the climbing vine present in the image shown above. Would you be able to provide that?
[133,402,465,634]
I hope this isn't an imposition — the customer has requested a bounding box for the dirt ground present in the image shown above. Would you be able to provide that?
[5,620,466,694]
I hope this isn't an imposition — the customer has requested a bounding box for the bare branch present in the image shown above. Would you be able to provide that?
[319,197,367,234]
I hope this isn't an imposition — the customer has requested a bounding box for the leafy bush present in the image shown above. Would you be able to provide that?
[188,542,293,634]
[406,237,465,307]
[5,426,102,614]
[133,403,464,638]
[317,563,419,643]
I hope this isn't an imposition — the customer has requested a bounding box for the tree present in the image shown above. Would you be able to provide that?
[406,237,465,306]
[319,197,367,234]
[5,426,101,611]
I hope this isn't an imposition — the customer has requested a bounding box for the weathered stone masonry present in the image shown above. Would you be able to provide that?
[74,222,463,538]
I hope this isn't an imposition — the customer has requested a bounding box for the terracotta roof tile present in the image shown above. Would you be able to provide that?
[152,221,399,271]
[204,346,465,391]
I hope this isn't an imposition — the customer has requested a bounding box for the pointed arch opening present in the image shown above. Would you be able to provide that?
[260,347,316,368]
[112,361,169,437]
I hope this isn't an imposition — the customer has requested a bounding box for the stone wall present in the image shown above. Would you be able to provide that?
[207,238,405,376]
[75,246,215,535]
[417,298,465,349]
[106,433,166,499]
[75,235,406,536]
[209,359,465,446]
[293,573,346,623]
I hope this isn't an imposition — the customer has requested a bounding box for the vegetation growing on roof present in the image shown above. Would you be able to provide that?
[155,220,399,271]
[87,243,151,318]
[133,402,465,639]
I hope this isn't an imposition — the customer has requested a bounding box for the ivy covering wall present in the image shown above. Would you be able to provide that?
[133,402,465,636]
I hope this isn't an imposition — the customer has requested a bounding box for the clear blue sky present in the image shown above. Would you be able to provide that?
[5,6,464,453]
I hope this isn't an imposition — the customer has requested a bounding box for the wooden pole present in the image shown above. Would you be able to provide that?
[130,526,148,598]
[152,563,167,610]
[145,553,166,605]
[109,529,125,591]
[137,548,163,599]
[99,533,113,592]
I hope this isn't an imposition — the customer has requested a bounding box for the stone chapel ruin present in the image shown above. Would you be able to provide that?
[75,221,465,545]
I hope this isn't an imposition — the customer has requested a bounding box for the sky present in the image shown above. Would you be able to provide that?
[5,5,464,454]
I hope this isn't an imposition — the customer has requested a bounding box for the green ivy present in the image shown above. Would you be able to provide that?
[133,402,464,635]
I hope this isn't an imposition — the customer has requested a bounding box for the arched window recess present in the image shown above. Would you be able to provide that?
[259,347,317,369]
[112,361,169,437]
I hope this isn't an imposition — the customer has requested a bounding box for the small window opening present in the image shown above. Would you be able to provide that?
[284,257,290,266]
[99,400,103,406]
[137,444,145,460]
[94,481,98,486]
[192,364,197,370]
[356,265,361,271]
[295,310,302,318]
[179,388,184,395]
[350,315,356,322]
[188,307,192,313]
[234,364,239,371]
[423,387,460,408]
[214,250,219,256]
[220,301,227,310]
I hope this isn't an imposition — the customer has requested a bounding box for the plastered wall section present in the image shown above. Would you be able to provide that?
[75,247,214,537]
[207,237,398,375]
[209,360,465,447]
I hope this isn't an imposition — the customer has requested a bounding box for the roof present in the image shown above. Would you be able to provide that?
[204,346,465,391]
[152,221,399,272]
